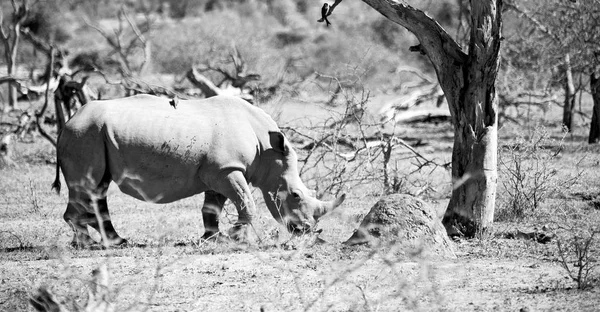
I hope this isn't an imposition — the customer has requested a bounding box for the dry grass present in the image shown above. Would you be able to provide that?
[1,92,600,311]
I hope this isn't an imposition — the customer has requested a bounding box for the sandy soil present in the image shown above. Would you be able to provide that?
[1,240,599,312]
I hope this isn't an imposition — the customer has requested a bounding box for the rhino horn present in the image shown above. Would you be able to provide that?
[314,193,346,219]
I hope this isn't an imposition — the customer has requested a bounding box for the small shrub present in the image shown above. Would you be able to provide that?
[557,228,600,290]
[497,126,580,220]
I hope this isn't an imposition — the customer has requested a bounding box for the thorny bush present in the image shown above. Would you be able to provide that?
[282,77,444,199]
[497,126,581,220]
[557,227,600,290]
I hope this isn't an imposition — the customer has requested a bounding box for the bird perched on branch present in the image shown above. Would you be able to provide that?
[169,97,179,109]
[317,3,331,26]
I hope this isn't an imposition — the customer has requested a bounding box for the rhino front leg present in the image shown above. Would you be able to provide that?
[211,170,256,242]
[201,191,228,239]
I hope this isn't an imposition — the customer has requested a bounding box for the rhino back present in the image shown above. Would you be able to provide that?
[60,95,279,202]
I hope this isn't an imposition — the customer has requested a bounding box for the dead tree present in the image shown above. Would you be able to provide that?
[562,53,577,131]
[197,44,261,90]
[85,7,152,96]
[20,24,91,141]
[0,27,61,149]
[0,0,29,111]
[251,55,302,101]
[590,72,600,143]
[327,0,503,236]
[188,44,261,101]
[505,0,600,137]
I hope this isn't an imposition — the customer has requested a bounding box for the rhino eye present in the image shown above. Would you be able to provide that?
[292,191,301,200]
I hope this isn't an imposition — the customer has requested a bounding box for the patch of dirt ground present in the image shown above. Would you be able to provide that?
[1,242,599,311]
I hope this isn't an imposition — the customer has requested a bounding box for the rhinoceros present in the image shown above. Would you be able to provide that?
[52,94,345,247]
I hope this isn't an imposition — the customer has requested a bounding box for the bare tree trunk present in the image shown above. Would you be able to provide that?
[0,0,29,112]
[7,26,21,111]
[562,53,577,132]
[442,0,501,237]
[445,96,498,236]
[358,0,501,237]
[589,72,600,143]
[6,65,19,111]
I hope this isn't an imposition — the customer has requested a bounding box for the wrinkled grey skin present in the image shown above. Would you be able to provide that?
[53,95,345,247]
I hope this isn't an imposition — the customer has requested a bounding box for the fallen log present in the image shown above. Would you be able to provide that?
[185,67,255,102]
[186,68,221,98]
[0,76,59,99]
[378,83,445,123]
[391,109,451,124]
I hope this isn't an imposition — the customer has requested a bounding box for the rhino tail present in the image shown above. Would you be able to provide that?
[51,158,61,194]
[52,132,62,194]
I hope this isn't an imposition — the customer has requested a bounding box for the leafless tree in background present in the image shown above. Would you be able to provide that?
[0,0,29,112]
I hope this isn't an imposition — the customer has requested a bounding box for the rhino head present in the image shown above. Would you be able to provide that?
[258,132,346,233]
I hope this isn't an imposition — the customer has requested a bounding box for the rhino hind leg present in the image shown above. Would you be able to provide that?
[210,171,256,242]
[63,201,96,248]
[86,198,127,246]
[201,191,228,240]
[63,193,124,248]
[63,164,126,248]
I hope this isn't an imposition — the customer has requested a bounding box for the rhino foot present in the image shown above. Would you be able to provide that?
[70,240,103,250]
[203,234,233,246]
[106,238,129,248]
[228,224,251,242]
[202,231,227,241]
[70,237,129,249]
[70,234,97,249]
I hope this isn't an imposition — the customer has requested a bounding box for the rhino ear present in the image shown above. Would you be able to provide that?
[269,131,289,155]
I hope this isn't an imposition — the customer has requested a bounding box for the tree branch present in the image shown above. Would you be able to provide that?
[0,76,26,85]
[83,18,118,49]
[122,8,152,75]
[325,0,343,16]
[186,68,221,98]
[20,27,53,54]
[36,49,56,147]
[504,0,561,42]
[0,13,8,40]
[362,0,467,65]
[358,0,467,110]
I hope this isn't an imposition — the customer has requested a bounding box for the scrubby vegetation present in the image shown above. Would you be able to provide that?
[1,0,600,311]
